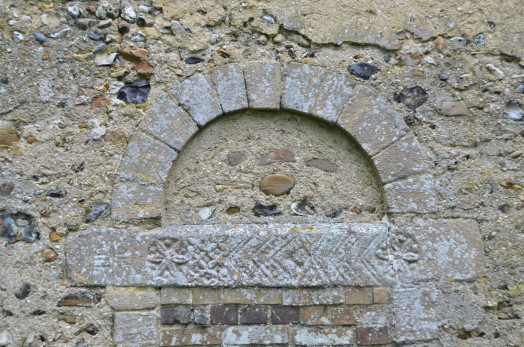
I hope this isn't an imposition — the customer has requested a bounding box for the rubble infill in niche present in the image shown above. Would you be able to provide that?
[66,223,395,287]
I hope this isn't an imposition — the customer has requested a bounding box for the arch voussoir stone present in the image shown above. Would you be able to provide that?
[171,73,222,126]
[139,95,198,152]
[337,84,409,157]
[209,63,249,113]
[281,63,327,115]
[372,133,432,183]
[243,61,281,110]
[311,70,355,123]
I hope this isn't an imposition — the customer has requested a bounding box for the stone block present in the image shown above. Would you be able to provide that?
[283,288,344,305]
[139,96,198,151]
[352,305,390,326]
[105,287,158,310]
[398,219,484,282]
[114,311,158,347]
[223,326,289,345]
[255,288,282,304]
[239,305,268,324]
[171,73,222,126]
[223,288,256,304]
[210,64,248,113]
[345,287,373,304]
[192,288,222,304]
[281,63,326,114]
[271,306,300,324]
[66,223,394,287]
[330,307,357,325]
[117,131,177,185]
[312,71,355,123]
[243,61,281,109]
[161,306,192,325]
[210,305,238,325]
[160,326,221,346]
[161,288,192,305]
[300,306,331,325]
[356,325,390,345]
[337,84,408,156]
[292,327,355,345]
[111,183,163,220]
[372,133,432,183]
[194,307,210,325]
[373,287,391,304]
[391,287,439,343]
[384,175,438,213]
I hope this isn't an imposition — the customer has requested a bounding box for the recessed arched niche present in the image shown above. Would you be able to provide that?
[164,110,384,225]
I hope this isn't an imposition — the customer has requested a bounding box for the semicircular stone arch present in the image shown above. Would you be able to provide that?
[66,62,485,346]
[111,62,437,221]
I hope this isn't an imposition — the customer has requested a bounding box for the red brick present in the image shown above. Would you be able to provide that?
[356,325,390,345]
[300,306,331,325]
[210,305,238,325]
[271,306,300,324]
[239,305,268,324]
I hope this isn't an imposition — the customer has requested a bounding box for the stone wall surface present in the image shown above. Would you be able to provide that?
[0,0,523,346]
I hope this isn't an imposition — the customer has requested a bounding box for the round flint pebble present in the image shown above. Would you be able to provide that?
[259,174,295,196]
[34,32,47,43]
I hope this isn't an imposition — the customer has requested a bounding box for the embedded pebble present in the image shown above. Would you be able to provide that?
[34,32,47,43]
[504,101,524,121]
[50,28,71,39]
[131,32,146,42]
[58,314,77,324]
[306,158,338,172]
[325,208,346,218]
[67,5,80,18]
[57,293,102,306]
[291,199,315,216]
[136,15,147,27]
[0,330,13,346]
[439,101,471,116]
[515,85,524,93]
[252,202,282,217]
[185,56,205,64]
[226,206,240,215]
[118,22,131,34]
[395,86,428,110]
[198,207,214,220]
[41,248,58,262]
[259,174,295,196]
[85,203,110,223]
[98,19,112,29]
[117,80,151,103]
[139,5,150,13]
[227,151,247,166]
[121,6,137,23]
[475,34,485,45]
[485,64,504,80]
[49,231,62,242]
[95,5,107,19]
[76,18,96,30]
[0,212,40,244]
[259,147,295,165]
[46,188,66,198]
[13,31,24,42]
[348,63,378,80]
[0,129,20,146]
[15,283,31,299]
[88,33,105,41]
[0,182,14,196]
[23,331,38,347]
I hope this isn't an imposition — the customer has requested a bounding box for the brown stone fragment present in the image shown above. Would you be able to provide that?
[434,36,445,50]
[439,101,471,116]
[41,248,58,262]
[90,95,110,108]
[398,53,422,66]
[356,325,390,345]
[306,158,338,172]
[120,48,149,62]
[259,147,295,165]
[27,135,36,144]
[134,59,154,77]
[259,174,295,196]
[373,287,391,304]
[271,306,300,324]
[57,293,102,307]
[210,305,238,325]
[57,314,76,324]
[49,231,62,242]
[0,130,20,146]
[227,151,247,166]
[345,288,373,304]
